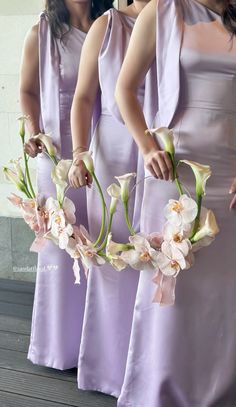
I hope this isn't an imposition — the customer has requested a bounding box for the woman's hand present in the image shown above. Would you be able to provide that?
[68,160,93,189]
[143,147,174,181]
[229,178,236,210]
[24,137,43,158]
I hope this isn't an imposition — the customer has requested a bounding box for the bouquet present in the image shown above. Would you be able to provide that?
[4,118,219,305]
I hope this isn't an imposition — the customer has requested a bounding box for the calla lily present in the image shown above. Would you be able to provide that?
[121,233,159,271]
[106,233,128,271]
[107,183,121,214]
[76,151,94,174]
[32,133,57,158]
[192,207,219,245]
[3,166,28,194]
[157,241,187,277]
[10,158,24,182]
[180,160,211,196]
[146,127,175,155]
[164,194,198,230]
[115,173,136,203]
[17,115,29,140]
[51,160,72,204]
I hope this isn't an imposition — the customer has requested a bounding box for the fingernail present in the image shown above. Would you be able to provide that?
[229,189,233,194]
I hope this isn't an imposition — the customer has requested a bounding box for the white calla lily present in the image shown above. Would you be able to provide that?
[180,160,211,196]
[51,160,72,204]
[32,133,57,158]
[115,173,136,203]
[107,183,121,214]
[106,233,127,271]
[17,115,29,139]
[146,127,175,155]
[192,208,219,244]
[3,166,27,193]
[76,151,94,174]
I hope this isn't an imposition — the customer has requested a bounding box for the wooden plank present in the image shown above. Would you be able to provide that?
[0,279,35,294]
[0,301,33,319]
[0,330,30,353]
[0,369,117,407]
[0,315,31,334]
[0,391,71,407]
[0,348,76,382]
[0,289,34,306]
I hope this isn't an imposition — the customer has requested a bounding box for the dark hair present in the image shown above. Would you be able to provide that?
[222,0,236,36]
[44,0,114,39]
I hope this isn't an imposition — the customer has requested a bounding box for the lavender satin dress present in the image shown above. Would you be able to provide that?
[27,14,88,370]
[77,8,157,397]
[118,1,236,406]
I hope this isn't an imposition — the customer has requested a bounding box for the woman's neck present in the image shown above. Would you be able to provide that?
[66,2,92,32]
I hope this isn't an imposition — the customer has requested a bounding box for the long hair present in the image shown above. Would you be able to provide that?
[222,0,236,35]
[44,0,114,39]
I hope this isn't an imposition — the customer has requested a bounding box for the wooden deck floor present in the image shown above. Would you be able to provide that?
[0,278,117,407]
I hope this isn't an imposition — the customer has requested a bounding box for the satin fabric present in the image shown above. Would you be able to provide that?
[27,14,88,370]
[118,1,236,406]
[77,8,157,397]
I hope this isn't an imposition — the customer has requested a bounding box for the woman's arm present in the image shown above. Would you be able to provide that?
[115,0,173,181]
[69,15,108,188]
[19,24,42,157]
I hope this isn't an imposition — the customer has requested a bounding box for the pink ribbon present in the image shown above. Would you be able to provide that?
[152,270,176,306]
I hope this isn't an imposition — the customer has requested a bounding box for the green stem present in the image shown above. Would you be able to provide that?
[190,194,202,241]
[24,152,36,198]
[124,200,135,236]
[170,154,183,196]
[98,211,114,252]
[92,172,107,247]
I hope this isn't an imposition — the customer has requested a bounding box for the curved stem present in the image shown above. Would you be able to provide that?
[92,172,107,247]
[170,154,183,196]
[124,201,135,236]
[24,152,36,198]
[98,212,114,252]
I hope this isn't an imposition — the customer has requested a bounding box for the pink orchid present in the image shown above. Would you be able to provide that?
[163,223,192,257]
[156,241,187,277]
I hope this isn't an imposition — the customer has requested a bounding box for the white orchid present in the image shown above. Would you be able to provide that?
[32,133,57,158]
[107,183,121,214]
[106,233,127,271]
[192,207,219,250]
[180,160,211,196]
[121,233,159,271]
[146,127,175,155]
[163,223,192,257]
[115,173,136,203]
[157,241,187,277]
[164,194,198,230]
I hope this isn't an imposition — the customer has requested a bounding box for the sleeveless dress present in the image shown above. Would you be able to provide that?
[118,1,236,406]
[27,14,88,370]
[77,8,157,397]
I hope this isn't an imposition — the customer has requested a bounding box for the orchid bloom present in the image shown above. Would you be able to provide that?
[157,241,187,277]
[107,183,121,214]
[32,133,57,158]
[180,160,211,196]
[192,207,219,250]
[115,173,136,203]
[121,233,159,271]
[146,127,175,155]
[164,194,198,230]
[46,197,76,225]
[163,223,192,257]
[106,233,128,271]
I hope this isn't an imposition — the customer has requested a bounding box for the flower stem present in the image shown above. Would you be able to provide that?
[24,152,36,198]
[92,172,107,247]
[170,154,183,196]
[190,194,202,240]
[124,200,135,236]
[98,212,114,252]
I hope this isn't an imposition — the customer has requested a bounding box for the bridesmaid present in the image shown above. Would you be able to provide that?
[69,0,156,396]
[19,0,113,370]
[115,0,236,406]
